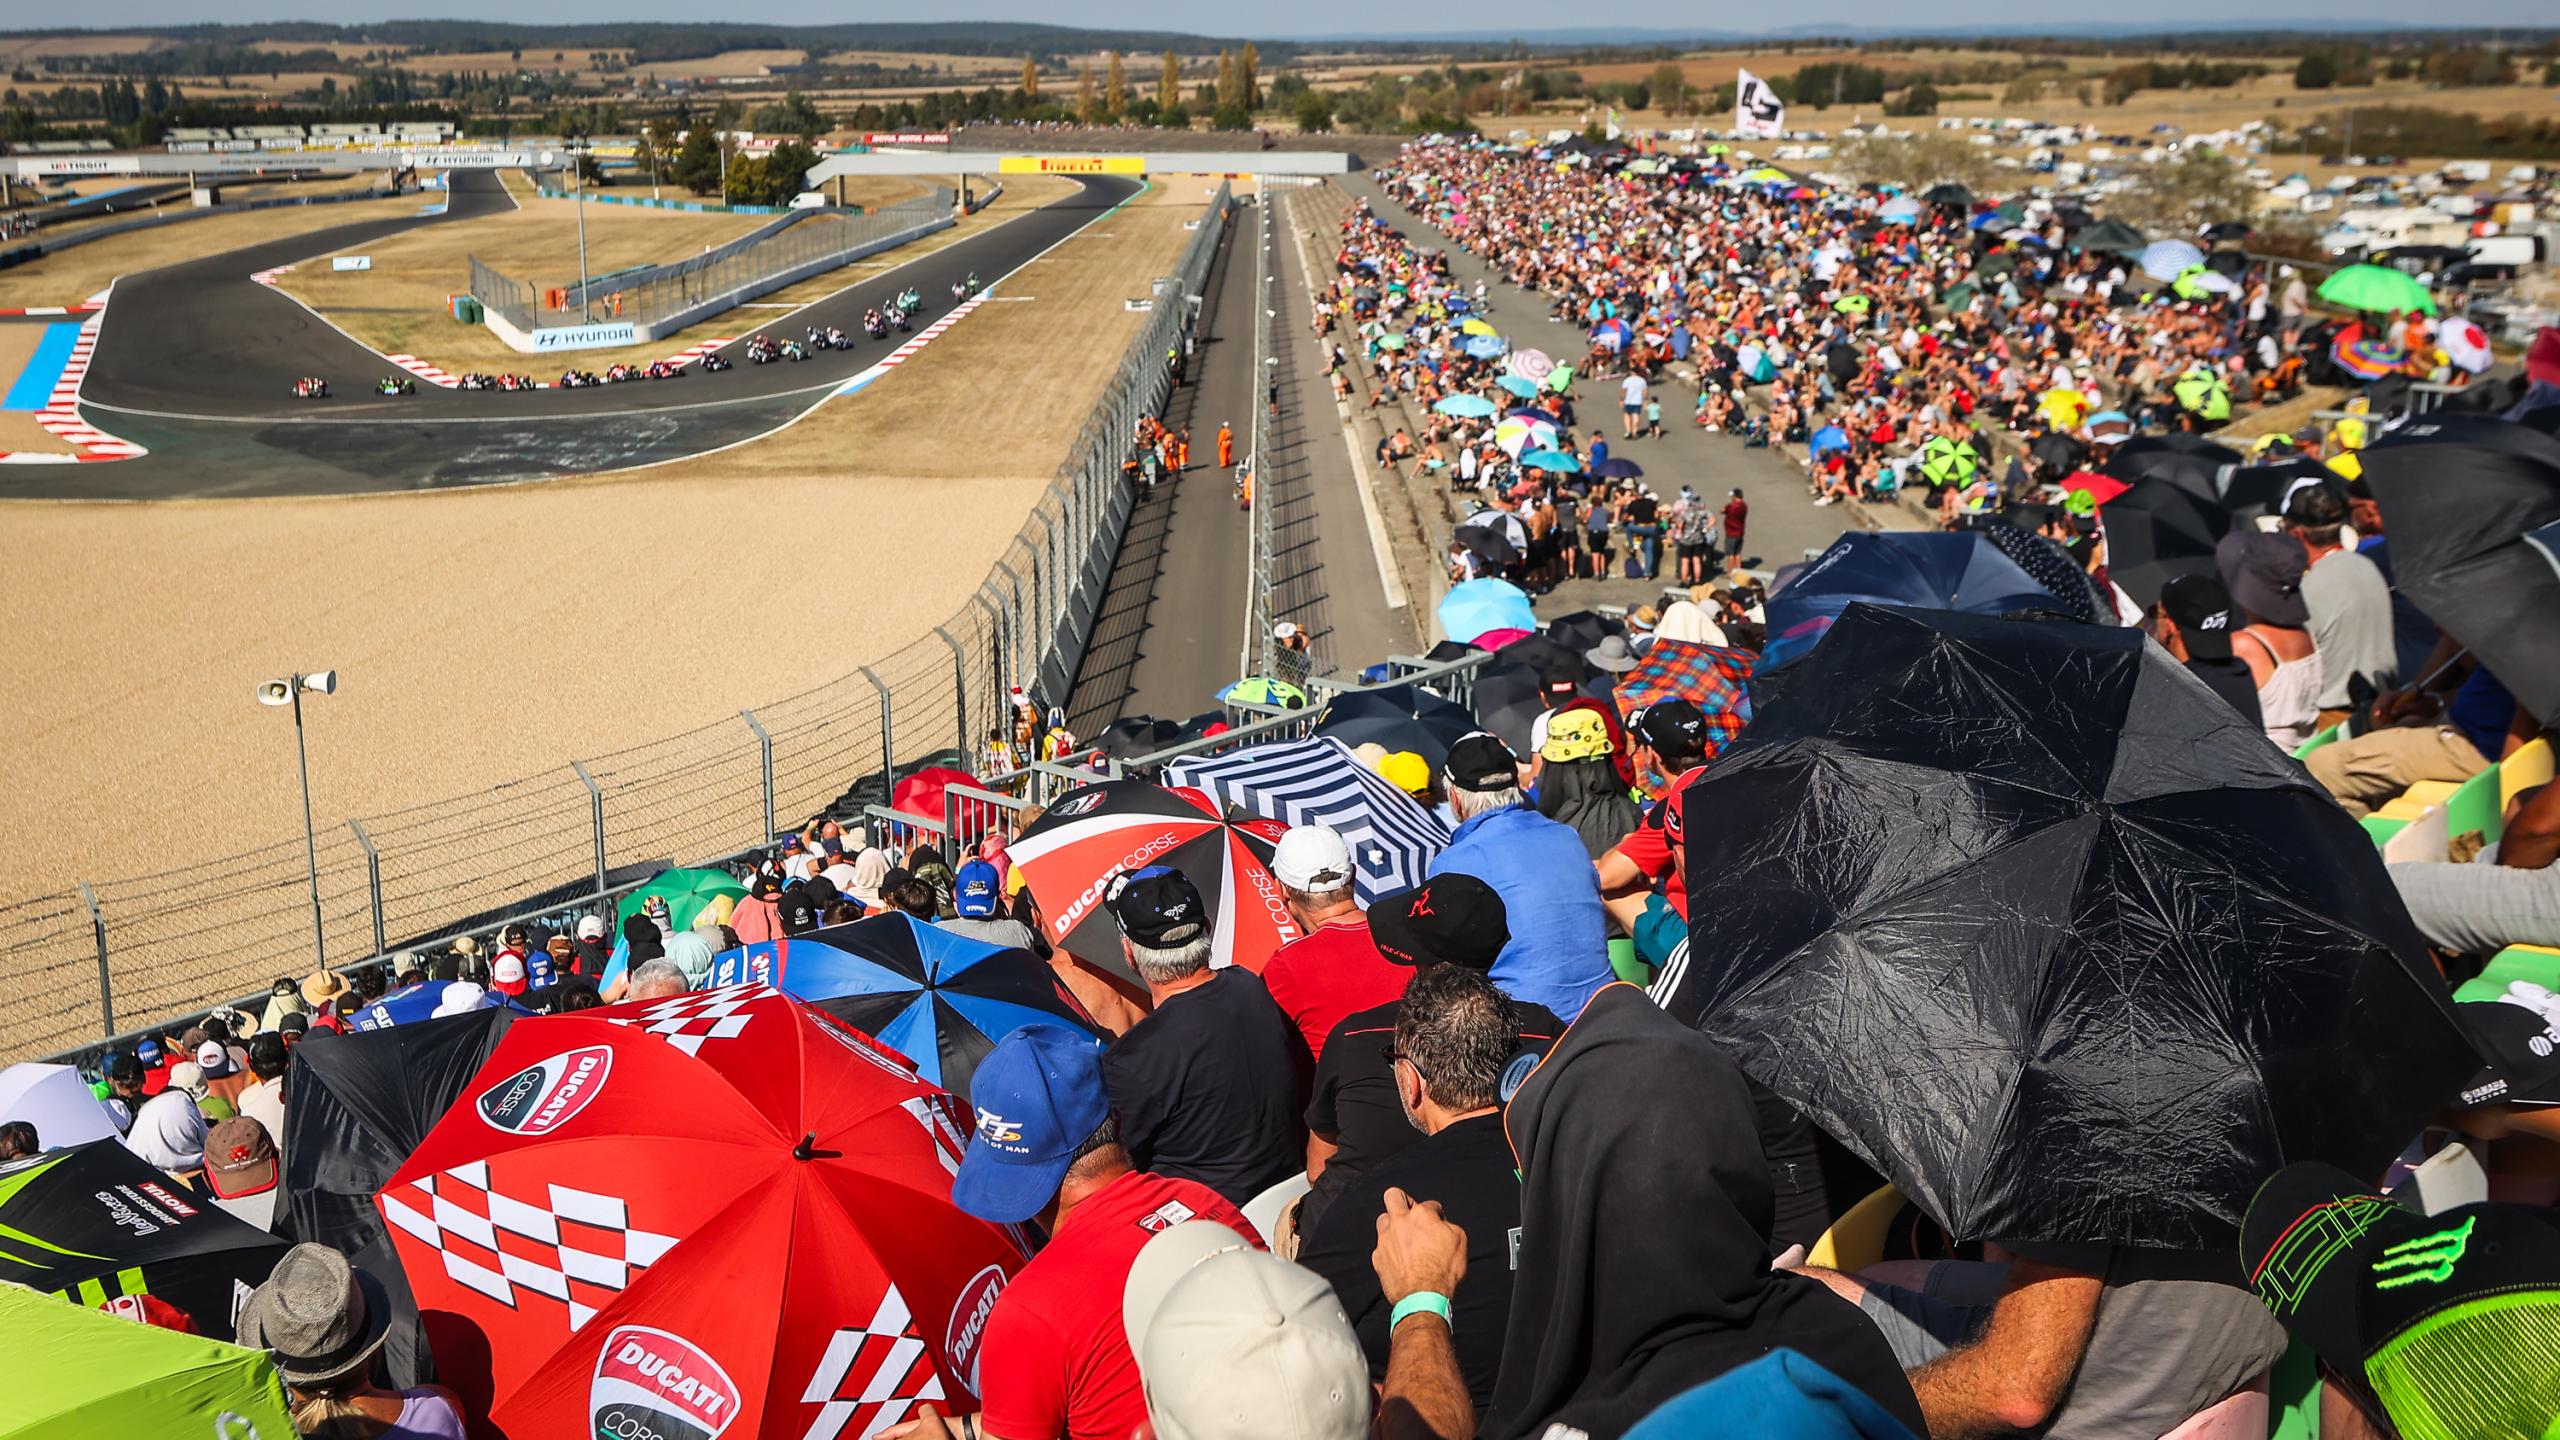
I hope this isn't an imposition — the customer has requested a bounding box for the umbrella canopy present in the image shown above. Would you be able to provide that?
[343,979,529,1031]
[1434,393,1499,418]
[1093,715,1184,760]
[1009,781,1296,977]
[2319,262,2437,315]
[2060,471,2129,508]
[1544,610,1624,655]
[1374,333,1407,351]
[2172,264,2234,300]
[1462,333,1508,360]
[281,1007,520,1390]
[0,1139,288,1340]
[1470,661,1576,757]
[1459,317,1499,337]
[1655,605,2477,1249]
[1830,294,1871,315]
[1496,374,1541,398]
[2103,432,2240,501]
[1587,456,1645,480]
[382,987,1024,1439]
[2331,326,2406,381]
[2438,318,2494,375]
[2362,417,2560,728]
[1506,348,1555,383]
[2218,457,2345,522]
[2200,220,2252,241]
[1165,736,1452,905]
[892,766,981,822]
[0,1279,294,1439]
[2172,367,2232,422]
[706,915,1100,1102]
[1522,448,1582,474]
[1876,197,1924,224]
[1762,532,2058,668]
[2137,238,2204,281]
[1808,424,1851,458]
[1590,318,1633,350]
[1917,434,1980,488]
[1610,640,1756,765]
[2069,218,2148,256]
[1921,182,1971,207]
[2035,389,2089,430]
[0,1062,119,1149]
[1314,684,1478,769]
[617,866,748,933]
[1438,578,1537,645]
[1218,675,1310,710]
[1452,520,1521,568]
[1492,416,1559,457]
[2027,431,2087,475]
[2097,475,2232,609]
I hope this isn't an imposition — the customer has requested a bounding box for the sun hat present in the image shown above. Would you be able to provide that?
[165,1061,210,1102]
[951,1025,1110,1225]
[1541,708,1615,764]
[1584,634,1641,673]
[2216,530,2310,628]
[1271,825,1354,893]
[300,970,351,1008]
[1127,1222,1371,1440]
[235,1242,395,1386]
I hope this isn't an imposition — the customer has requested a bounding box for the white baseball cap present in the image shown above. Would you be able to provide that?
[430,982,486,1018]
[1123,1222,1369,1440]
[576,915,607,941]
[1269,825,1352,892]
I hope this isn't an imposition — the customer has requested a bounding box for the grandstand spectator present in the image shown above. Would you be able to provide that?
[1426,734,1612,1022]
[2393,778,2560,956]
[1123,1222,1371,1440]
[730,873,785,944]
[2285,484,2396,725]
[625,957,691,1001]
[1261,825,1410,1061]
[939,858,1037,949]
[924,1025,1258,1440]
[1298,964,1527,1406]
[0,1121,33,1162]
[2218,531,2325,751]
[191,1038,252,1111]
[236,1243,469,1438]
[567,915,612,977]
[1532,707,1640,861]
[237,1033,288,1159]
[99,1052,148,1136]
[203,1116,281,1231]
[1098,866,1302,1207]
[123,1083,207,1183]
[2305,645,2525,818]
[165,1062,235,1123]
[2154,575,2264,731]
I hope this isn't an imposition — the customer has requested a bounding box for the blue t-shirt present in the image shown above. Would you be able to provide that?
[1428,804,1613,1022]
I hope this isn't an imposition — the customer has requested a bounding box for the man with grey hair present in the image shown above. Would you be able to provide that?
[1099,866,1303,1206]
[626,957,692,1000]
[1426,733,1613,1022]
[1262,824,1411,1062]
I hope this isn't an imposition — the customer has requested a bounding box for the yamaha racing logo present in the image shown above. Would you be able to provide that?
[478,1045,613,1136]
[590,1326,741,1440]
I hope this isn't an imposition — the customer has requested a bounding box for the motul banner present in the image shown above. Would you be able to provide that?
[865,132,950,145]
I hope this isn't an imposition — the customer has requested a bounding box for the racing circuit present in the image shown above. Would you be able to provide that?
[3,168,1144,498]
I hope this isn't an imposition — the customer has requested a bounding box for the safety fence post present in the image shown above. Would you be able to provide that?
[996,561,1026,691]
[571,761,606,901]
[860,667,894,834]
[933,627,968,758]
[740,709,774,843]
[347,818,385,961]
[80,883,112,1038]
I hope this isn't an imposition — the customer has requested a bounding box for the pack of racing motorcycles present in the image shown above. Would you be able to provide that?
[289,280,966,398]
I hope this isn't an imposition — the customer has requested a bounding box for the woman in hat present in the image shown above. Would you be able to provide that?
[2218,530,2326,751]
[238,1242,466,1438]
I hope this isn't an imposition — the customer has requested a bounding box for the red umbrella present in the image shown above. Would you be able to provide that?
[376,987,1025,1438]
[2061,472,2130,507]
[893,766,983,822]
[1007,780,1298,979]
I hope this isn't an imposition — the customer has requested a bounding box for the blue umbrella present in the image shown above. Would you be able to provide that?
[1809,424,1851,457]
[1763,533,2061,669]
[1878,198,1924,224]
[344,980,530,1031]
[704,913,1098,1103]
[1497,375,1541,398]
[1435,393,1499,418]
[1438,577,1538,644]
[1968,211,2005,232]
[1588,456,1645,479]
[1522,449,1583,474]
[2138,239,2206,282]
[1590,318,1633,351]
[1462,334,1508,359]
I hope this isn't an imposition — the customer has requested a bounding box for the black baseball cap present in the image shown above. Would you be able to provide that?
[1106,865,1208,948]
[1368,875,1509,971]
[2240,1162,2560,1438]
[1443,732,1520,793]
[1630,698,1709,756]
[2451,994,2560,1111]
[2159,573,2240,662]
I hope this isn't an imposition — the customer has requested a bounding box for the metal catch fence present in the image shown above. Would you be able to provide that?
[12,182,1235,1070]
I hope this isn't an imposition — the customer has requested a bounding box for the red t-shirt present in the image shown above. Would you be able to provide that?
[1259,916,1412,1061]
[1610,765,1707,920]
[975,1170,1257,1440]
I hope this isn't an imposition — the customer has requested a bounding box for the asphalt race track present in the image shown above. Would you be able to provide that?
[20,169,1139,498]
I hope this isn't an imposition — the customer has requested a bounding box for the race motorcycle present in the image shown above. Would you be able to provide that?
[604,364,644,384]
[700,353,733,373]
[557,369,602,388]
[895,286,922,314]
[375,376,416,397]
[645,360,686,380]
[292,377,330,399]
[747,334,784,364]
[497,374,538,392]
[457,373,498,392]
[863,308,889,340]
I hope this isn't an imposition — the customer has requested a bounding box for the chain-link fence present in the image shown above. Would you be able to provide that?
[471,191,953,333]
[11,181,1234,1069]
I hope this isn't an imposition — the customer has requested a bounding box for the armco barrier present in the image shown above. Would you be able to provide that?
[15,182,1235,1071]
[0,184,398,271]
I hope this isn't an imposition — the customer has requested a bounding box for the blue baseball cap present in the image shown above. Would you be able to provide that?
[954,859,1002,919]
[135,1039,163,1064]
[952,1025,1110,1224]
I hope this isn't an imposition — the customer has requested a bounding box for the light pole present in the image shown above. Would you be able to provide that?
[567,131,592,321]
[258,670,337,970]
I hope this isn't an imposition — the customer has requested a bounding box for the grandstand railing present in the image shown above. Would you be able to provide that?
[16,181,1235,1071]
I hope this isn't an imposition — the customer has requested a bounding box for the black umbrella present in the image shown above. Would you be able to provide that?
[0,1138,289,1340]
[1922,182,1972,208]
[1315,684,1478,768]
[1658,604,2478,1249]
[2026,432,2087,475]
[2103,433,2240,502]
[2218,457,2343,522]
[1545,609,1625,655]
[280,1006,517,1385]
[1471,659,1581,756]
[2201,248,2250,279]
[1094,714,1183,759]
[2098,475,2231,608]
[1499,634,1598,691]
[2069,219,2148,256]
[2199,220,2252,242]
[1453,521,1521,568]
[2363,417,2560,727]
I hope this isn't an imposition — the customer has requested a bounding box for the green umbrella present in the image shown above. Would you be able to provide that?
[1219,676,1309,709]
[617,865,748,931]
[1919,435,1980,487]
[1545,362,1575,391]
[2318,263,2437,316]
[0,1281,294,1438]
[1832,295,1872,315]
[1375,333,1408,351]
[2069,218,2148,256]
[1942,281,1979,306]
[2173,367,2232,422]
[2171,264,2221,301]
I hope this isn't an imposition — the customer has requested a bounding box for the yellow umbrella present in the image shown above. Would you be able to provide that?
[1460,318,1500,337]
[2037,388,2089,427]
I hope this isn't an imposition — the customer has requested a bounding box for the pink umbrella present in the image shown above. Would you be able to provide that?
[1474,627,1536,649]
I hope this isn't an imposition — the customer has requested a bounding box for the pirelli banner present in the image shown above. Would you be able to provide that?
[998,155,1147,175]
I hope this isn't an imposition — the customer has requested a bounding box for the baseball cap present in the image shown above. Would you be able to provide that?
[575,915,607,941]
[489,953,529,997]
[135,1038,163,1065]
[951,1025,1110,1224]
[204,1117,279,1199]
[2159,573,2240,662]
[2451,986,2560,1111]
[1126,1222,1370,1440]
[1368,875,1509,971]
[2240,1162,2560,1440]
[2216,530,2310,628]
[1541,708,1615,764]
[167,1062,209,1100]
[1106,866,1208,948]
[954,859,1002,919]
[1377,751,1431,797]
[1271,826,1353,892]
[431,982,486,1018]
[194,1041,235,1077]
[1443,732,1521,793]
[1630,698,1709,756]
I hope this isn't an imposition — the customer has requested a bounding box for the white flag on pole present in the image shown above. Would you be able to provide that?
[1735,69,1784,140]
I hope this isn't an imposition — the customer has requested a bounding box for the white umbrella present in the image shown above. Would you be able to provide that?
[0,1062,122,1149]
[2439,318,2494,375]
[1165,737,1450,906]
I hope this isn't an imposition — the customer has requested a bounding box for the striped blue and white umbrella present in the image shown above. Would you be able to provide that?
[1165,736,1450,904]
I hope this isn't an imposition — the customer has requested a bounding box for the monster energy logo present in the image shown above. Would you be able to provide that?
[2372,1216,2474,1290]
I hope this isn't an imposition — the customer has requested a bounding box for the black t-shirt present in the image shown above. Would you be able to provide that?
[1102,969,1303,1207]
[1303,995,1560,1232]
[2185,657,2265,732]
[1297,1113,1522,1406]
[1625,495,1659,525]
